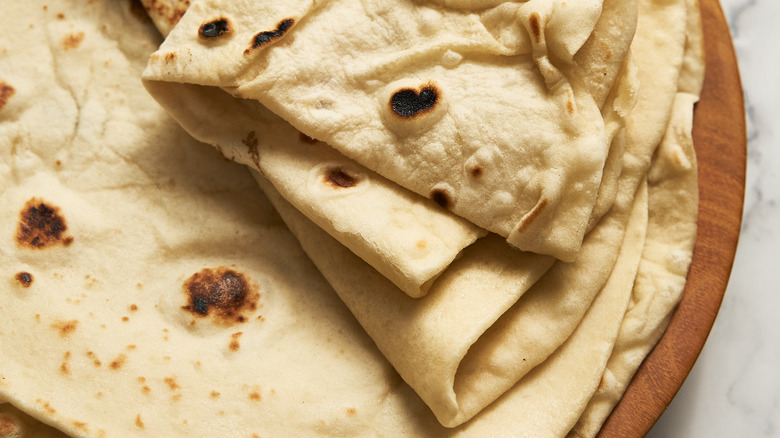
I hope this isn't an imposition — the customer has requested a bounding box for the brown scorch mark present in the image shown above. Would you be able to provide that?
[390,83,439,118]
[229,332,243,351]
[181,267,259,325]
[60,351,71,375]
[324,168,358,188]
[199,18,232,38]
[469,165,484,179]
[86,351,102,367]
[245,18,295,54]
[37,399,56,415]
[51,320,79,337]
[110,354,128,370]
[15,272,34,287]
[62,32,85,51]
[164,377,180,391]
[516,198,549,233]
[529,13,542,44]
[72,421,88,432]
[17,198,74,249]
[0,81,15,111]
[431,188,452,209]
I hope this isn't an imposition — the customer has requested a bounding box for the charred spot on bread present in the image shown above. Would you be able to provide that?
[182,267,259,325]
[324,168,358,188]
[15,272,34,287]
[199,18,232,38]
[245,18,294,53]
[390,83,439,118]
[431,188,452,209]
[17,198,74,249]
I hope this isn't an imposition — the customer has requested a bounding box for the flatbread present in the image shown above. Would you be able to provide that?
[184,0,683,426]
[570,0,704,432]
[259,171,650,437]
[569,91,700,438]
[0,0,702,437]
[143,79,486,298]
[0,3,437,436]
[252,54,652,423]
[141,0,644,301]
[142,0,617,261]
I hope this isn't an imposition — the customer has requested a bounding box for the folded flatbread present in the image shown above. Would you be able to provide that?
[571,0,704,433]
[140,0,650,426]
[142,79,486,298]
[142,0,640,302]
[141,0,693,427]
[142,0,616,261]
[142,4,490,298]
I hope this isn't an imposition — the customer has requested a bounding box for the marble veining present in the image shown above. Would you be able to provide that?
[647,0,780,436]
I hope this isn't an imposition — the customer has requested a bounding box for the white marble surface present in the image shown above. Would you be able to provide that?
[647,0,780,436]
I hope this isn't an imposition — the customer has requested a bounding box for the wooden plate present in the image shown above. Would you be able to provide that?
[598,0,747,436]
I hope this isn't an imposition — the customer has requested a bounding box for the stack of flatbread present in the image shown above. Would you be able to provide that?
[0,0,702,436]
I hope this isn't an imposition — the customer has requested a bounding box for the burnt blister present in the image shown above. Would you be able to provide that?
[199,18,232,38]
[181,267,259,325]
[16,198,74,249]
[245,18,294,53]
[431,188,451,209]
[15,272,34,287]
[324,168,358,189]
[390,84,439,118]
[429,183,457,210]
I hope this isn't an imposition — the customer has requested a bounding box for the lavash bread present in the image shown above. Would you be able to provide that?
[256,168,650,437]
[570,0,704,433]
[140,0,640,301]
[142,79,486,298]
[141,0,642,299]
[0,2,442,436]
[142,0,617,262]
[140,11,487,299]
[0,0,703,437]
[141,9,490,299]
[142,0,691,428]
[254,125,650,428]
